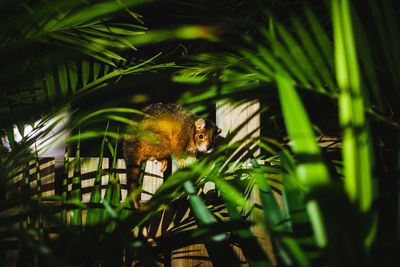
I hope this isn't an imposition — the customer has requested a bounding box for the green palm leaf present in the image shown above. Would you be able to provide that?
[332,0,373,212]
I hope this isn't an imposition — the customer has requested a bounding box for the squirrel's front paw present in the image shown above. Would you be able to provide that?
[160,159,168,172]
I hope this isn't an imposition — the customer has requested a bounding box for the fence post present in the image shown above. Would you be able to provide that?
[216,100,280,265]
[140,161,164,204]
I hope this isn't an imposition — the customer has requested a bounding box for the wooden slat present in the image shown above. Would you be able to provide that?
[216,100,279,265]
[6,158,55,200]
[118,159,128,201]
[140,161,164,203]
[216,100,261,143]
[2,158,56,267]
[171,244,212,267]
[79,157,109,203]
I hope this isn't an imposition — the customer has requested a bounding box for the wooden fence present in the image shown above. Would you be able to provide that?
[0,100,282,266]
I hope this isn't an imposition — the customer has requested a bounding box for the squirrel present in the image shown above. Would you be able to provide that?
[123,103,222,209]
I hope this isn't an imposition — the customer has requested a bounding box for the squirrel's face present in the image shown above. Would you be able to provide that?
[194,119,222,153]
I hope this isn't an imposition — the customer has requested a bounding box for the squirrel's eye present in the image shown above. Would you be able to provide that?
[199,134,204,140]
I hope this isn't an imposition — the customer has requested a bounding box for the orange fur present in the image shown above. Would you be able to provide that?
[123,103,221,209]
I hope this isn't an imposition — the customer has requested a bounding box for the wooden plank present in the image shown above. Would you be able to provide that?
[216,100,261,144]
[80,157,109,203]
[118,159,128,201]
[216,100,279,265]
[140,161,164,203]
[66,157,109,225]
[170,155,214,267]
[80,158,109,225]
[2,158,56,267]
[171,244,212,267]
[6,158,55,199]
[216,101,261,174]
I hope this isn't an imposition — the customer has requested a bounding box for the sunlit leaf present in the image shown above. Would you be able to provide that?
[332,0,373,212]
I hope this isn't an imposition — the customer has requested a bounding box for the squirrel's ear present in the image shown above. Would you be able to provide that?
[195,119,206,130]
[217,128,222,135]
